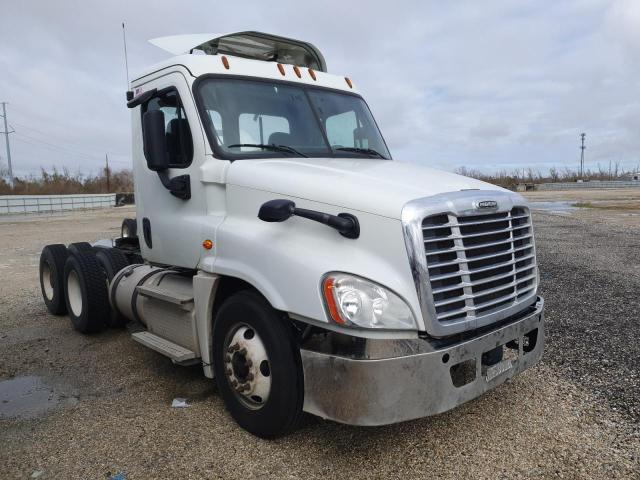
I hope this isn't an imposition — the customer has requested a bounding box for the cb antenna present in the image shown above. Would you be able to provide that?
[122,22,133,101]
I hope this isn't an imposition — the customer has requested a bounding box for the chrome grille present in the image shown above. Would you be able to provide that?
[422,207,537,323]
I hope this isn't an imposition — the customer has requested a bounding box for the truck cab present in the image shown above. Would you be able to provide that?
[39,31,544,438]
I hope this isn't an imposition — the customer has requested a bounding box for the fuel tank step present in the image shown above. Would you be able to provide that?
[131,331,198,363]
[136,284,194,310]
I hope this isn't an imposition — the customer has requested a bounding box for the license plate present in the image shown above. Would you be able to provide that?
[485,359,513,381]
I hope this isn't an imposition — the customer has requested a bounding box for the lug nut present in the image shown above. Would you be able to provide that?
[246,359,253,367]
[231,380,238,387]
[246,373,254,381]
[225,355,231,362]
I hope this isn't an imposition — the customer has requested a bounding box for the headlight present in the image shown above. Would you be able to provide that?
[322,273,416,330]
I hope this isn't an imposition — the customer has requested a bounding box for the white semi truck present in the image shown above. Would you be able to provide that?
[38,31,544,438]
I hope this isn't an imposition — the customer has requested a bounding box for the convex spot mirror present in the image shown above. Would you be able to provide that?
[142,110,169,171]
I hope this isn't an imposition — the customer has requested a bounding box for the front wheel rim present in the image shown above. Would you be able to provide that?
[223,324,272,410]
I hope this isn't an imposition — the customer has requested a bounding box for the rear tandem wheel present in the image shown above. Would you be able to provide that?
[63,250,111,333]
[39,244,70,315]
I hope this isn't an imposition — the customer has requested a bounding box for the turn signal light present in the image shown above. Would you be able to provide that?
[308,68,317,81]
[277,63,286,76]
[221,56,230,70]
[202,239,213,250]
[322,277,345,325]
[293,66,302,78]
[345,77,353,88]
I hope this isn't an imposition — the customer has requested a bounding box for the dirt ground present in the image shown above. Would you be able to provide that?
[0,198,639,479]
[524,187,640,228]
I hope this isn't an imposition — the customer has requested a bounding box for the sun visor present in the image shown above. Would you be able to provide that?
[149,31,327,72]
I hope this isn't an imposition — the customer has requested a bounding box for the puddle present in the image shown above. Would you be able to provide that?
[529,201,577,214]
[0,376,78,419]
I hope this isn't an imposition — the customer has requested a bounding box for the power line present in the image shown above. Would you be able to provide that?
[12,135,98,161]
[16,132,100,159]
[9,120,51,137]
[10,120,119,155]
[8,118,129,159]
[12,130,130,163]
[12,136,130,166]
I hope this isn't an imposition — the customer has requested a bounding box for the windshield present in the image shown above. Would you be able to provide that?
[195,77,391,160]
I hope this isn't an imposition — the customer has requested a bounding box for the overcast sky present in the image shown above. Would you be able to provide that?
[0,0,639,177]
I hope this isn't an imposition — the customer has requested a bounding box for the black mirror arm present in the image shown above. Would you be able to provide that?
[157,171,191,200]
[127,88,157,108]
[293,208,359,239]
[258,199,359,239]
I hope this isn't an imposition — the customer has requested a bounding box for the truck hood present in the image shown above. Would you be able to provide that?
[227,158,506,219]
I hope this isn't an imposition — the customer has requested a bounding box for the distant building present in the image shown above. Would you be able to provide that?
[621,172,640,181]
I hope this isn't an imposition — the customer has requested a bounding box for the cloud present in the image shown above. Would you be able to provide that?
[0,0,638,177]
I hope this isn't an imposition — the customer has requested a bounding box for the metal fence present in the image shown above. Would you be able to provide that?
[537,181,640,190]
[0,194,117,215]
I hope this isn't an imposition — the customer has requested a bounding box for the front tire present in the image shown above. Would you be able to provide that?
[213,290,303,438]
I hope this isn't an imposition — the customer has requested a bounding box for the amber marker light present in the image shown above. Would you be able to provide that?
[293,66,302,78]
[221,56,230,69]
[308,68,317,81]
[202,239,213,250]
[277,63,286,76]
[322,277,345,325]
[345,77,353,88]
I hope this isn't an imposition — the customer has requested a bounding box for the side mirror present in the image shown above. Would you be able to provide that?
[258,199,360,239]
[142,110,169,171]
[258,199,295,222]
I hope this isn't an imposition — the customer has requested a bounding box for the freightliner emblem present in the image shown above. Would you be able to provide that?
[476,200,498,209]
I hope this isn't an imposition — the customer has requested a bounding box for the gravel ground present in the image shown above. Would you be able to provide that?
[0,205,639,479]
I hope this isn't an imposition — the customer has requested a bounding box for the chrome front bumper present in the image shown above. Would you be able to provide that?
[301,297,544,426]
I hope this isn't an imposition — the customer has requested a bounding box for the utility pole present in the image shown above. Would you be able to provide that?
[580,133,586,179]
[105,153,111,192]
[1,102,14,188]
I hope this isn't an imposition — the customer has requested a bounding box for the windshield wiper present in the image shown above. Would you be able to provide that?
[227,143,308,158]
[334,147,386,159]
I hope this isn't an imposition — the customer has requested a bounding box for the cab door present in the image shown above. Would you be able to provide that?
[132,71,207,268]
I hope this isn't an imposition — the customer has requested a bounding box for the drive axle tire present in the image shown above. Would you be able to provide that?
[213,290,304,439]
[121,218,137,239]
[68,242,94,256]
[95,248,130,328]
[39,244,69,315]
[63,250,110,334]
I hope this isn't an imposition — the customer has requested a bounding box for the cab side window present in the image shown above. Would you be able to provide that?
[142,89,193,168]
